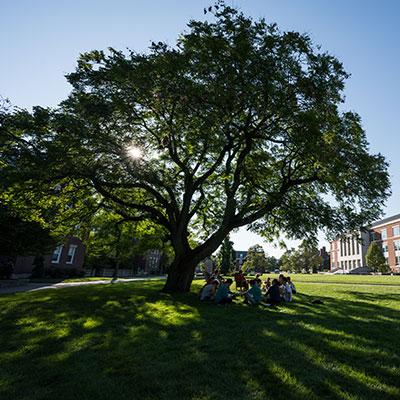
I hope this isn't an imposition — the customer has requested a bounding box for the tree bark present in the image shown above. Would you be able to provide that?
[162,256,198,293]
[162,229,226,293]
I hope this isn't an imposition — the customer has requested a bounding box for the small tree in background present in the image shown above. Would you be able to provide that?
[280,248,298,272]
[366,242,389,273]
[217,236,236,274]
[242,244,267,273]
[297,241,322,273]
[265,255,280,272]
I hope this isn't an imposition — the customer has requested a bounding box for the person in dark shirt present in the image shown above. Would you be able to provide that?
[265,279,281,306]
[215,278,234,305]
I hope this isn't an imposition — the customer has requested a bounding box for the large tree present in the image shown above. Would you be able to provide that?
[0,3,390,292]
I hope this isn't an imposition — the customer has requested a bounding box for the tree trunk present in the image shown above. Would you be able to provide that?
[162,256,198,293]
[162,228,227,293]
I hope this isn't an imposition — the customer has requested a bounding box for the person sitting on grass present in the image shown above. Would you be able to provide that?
[283,277,293,302]
[233,269,248,291]
[244,279,262,305]
[264,277,271,291]
[211,269,224,284]
[279,276,287,300]
[287,276,296,295]
[199,280,219,301]
[215,278,234,305]
[255,273,262,287]
[265,279,281,306]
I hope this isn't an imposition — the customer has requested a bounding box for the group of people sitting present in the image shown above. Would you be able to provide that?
[199,269,296,306]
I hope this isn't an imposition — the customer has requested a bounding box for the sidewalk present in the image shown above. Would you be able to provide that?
[0,276,167,295]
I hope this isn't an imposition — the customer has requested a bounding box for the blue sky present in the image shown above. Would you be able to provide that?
[1,0,399,256]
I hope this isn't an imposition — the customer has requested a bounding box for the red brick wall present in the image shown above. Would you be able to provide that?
[371,221,400,272]
[14,237,85,274]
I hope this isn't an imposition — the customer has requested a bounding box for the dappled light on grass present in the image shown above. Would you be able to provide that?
[138,301,200,326]
[0,278,400,399]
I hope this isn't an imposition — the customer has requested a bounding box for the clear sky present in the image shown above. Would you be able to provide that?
[1,0,399,256]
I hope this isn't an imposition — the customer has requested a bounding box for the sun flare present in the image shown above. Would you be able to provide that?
[126,145,143,159]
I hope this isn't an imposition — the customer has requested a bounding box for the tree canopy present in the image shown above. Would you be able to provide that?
[0,204,55,257]
[280,241,322,273]
[0,3,390,292]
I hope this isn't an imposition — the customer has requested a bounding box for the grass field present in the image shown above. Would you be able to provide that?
[1,276,400,400]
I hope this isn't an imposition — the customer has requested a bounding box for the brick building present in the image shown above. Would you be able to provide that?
[330,213,400,273]
[14,237,85,276]
[369,214,400,271]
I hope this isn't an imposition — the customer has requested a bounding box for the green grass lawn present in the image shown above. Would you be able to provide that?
[1,276,400,400]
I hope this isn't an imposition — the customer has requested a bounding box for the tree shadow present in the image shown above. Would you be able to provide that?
[0,281,399,400]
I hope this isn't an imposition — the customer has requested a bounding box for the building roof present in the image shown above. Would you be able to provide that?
[370,213,400,228]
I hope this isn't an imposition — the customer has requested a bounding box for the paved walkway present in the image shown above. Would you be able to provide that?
[0,276,167,295]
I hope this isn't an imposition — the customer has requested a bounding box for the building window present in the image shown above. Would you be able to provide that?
[382,242,388,253]
[393,226,400,237]
[381,229,387,240]
[51,245,63,264]
[357,260,361,268]
[396,256,400,266]
[66,245,77,264]
[353,260,356,269]
[347,238,351,255]
[341,261,344,269]
[394,240,400,251]
[351,238,355,255]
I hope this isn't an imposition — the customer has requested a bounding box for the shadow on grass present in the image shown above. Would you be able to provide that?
[0,281,399,400]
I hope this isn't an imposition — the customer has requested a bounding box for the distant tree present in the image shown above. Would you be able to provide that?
[366,242,388,273]
[0,3,390,292]
[280,248,298,272]
[86,210,171,275]
[297,241,322,273]
[242,244,267,273]
[265,255,280,272]
[217,236,236,274]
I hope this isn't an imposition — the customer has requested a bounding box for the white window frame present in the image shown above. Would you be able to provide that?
[51,245,63,264]
[381,229,387,240]
[66,245,78,264]
[394,240,400,251]
[382,242,388,253]
[393,226,400,237]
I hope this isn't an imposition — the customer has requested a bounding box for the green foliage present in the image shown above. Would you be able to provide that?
[0,204,55,256]
[217,236,235,274]
[280,248,298,272]
[85,210,171,271]
[242,244,267,273]
[280,240,322,273]
[366,241,389,273]
[0,3,390,291]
